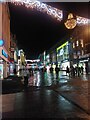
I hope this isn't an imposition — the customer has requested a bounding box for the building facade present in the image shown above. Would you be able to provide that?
[71,25,90,73]
[0,3,10,79]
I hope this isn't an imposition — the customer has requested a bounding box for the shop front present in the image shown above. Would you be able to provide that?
[49,51,57,72]
[0,46,9,79]
[79,53,90,74]
[57,41,70,70]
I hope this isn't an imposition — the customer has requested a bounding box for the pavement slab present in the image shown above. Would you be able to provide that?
[54,74,90,115]
[1,88,90,119]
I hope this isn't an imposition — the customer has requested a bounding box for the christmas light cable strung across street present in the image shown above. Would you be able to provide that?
[3,0,63,22]
[0,0,90,28]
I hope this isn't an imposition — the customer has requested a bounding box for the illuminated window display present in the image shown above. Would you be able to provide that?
[57,41,70,70]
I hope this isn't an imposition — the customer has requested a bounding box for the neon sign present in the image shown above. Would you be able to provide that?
[57,41,68,51]
[2,50,8,58]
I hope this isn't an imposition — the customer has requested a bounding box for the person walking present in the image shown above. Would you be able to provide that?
[23,68,29,88]
[66,66,70,76]
[49,65,53,73]
[81,66,84,75]
[55,65,59,79]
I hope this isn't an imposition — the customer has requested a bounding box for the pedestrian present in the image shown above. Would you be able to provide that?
[85,66,88,75]
[13,68,17,75]
[70,66,75,77]
[74,66,78,76]
[49,66,53,73]
[55,65,59,79]
[78,66,81,76]
[81,66,84,75]
[43,66,47,72]
[66,66,70,76]
[23,68,29,88]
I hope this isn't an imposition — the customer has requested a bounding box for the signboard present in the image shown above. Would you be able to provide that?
[0,39,4,47]
[2,50,8,58]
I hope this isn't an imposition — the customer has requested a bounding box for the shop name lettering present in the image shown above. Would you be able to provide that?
[2,50,8,58]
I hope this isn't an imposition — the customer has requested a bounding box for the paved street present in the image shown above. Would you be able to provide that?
[54,74,90,115]
[1,88,90,119]
[1,71,90,119]
[0,2,90,120]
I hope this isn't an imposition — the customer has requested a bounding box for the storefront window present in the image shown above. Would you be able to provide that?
[57,41,69,64]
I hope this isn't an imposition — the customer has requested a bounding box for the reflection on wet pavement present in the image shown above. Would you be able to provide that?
[28,71,68,87]
[2,89,90,119]
[27,71,90,115]
[55,75,90,114]
[2,71,90,119]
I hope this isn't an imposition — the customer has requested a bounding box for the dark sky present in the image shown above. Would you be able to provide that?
[9,2,90,59]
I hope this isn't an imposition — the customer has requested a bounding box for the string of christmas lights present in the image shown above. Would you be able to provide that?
[0,0,90,26]
[9,0,63,22]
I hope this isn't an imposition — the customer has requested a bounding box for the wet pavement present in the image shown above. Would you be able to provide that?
[28,71,69,87]
[1,71,90,119]
[1,88,90,119]
[27,71,90,115]
[54,74,90,115]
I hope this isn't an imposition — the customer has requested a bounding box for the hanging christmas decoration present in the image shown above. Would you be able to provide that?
[0,0,90,25]
[64,13,77,29]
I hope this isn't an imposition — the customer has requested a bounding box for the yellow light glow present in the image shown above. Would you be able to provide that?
[64,13,77,29]
[57,41,68,51]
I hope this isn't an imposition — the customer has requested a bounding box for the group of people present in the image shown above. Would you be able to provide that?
[49,65,86,77]
[12,64,88,88]
[66,65,85,77]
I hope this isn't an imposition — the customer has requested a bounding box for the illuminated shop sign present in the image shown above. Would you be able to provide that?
[2,50,8,58]
[0,39,4,47]
[57,41,68,51]
[57,41,69,62]
[60,48,64,55]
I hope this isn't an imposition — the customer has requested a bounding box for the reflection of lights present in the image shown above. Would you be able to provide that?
[36,72,40,86]
[60,79,67,83]
[47,72,52,86]
[64,13,77,29]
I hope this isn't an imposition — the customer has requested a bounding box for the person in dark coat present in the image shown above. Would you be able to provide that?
[49,66,53,73]
[66,66,70,76]
[81,66,84,75]
[55,65,59,79]
[23,68,29,88]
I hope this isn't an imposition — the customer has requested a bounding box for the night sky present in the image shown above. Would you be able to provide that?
[8,2,89,59]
